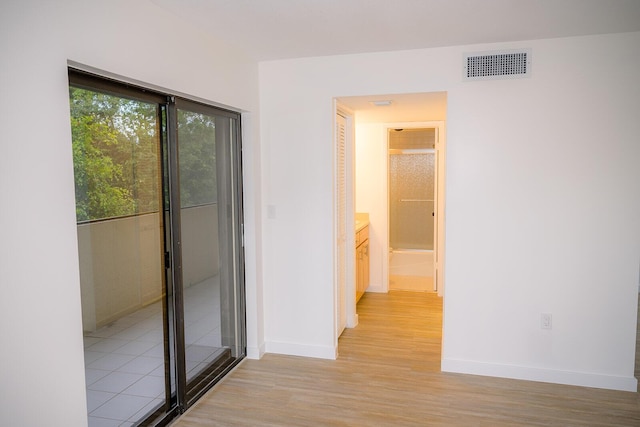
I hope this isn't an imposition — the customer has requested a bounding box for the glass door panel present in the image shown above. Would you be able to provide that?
[69,83,172,426]
[389,151,435,250]
[175,101,244,403]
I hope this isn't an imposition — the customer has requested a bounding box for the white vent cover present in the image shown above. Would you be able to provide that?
[463,49,531,81]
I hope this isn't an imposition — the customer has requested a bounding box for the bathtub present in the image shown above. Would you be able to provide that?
[389,250,434,277]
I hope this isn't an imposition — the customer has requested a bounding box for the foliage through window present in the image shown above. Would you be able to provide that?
[69,87,160,222]
[177,110,217,208]
[69,87,219,222]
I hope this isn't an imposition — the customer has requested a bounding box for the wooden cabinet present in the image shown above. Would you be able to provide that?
[356,225,369,302]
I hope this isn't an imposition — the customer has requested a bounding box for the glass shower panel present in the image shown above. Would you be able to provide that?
[389,152,435,250]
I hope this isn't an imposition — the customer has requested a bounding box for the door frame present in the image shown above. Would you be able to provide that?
[334,102,357,346]
[69,67,247,426]
[165,97,247,409]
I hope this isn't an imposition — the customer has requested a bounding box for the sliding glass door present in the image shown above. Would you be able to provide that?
[69,70,245,427]
[171,99,245,404]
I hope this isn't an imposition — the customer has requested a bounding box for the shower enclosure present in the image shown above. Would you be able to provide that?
[388,128,436,291]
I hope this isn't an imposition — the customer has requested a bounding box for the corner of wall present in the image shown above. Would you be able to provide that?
[247,342,266,360]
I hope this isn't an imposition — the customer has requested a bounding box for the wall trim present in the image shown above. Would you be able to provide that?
[265,341,338,360]
[246,342,266,360]
[346,313,359,329]
[441,358,638,392]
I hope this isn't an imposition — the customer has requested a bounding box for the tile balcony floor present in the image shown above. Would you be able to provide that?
[83,277,223,427]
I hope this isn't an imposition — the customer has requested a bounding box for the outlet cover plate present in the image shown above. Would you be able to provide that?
[541,313,552,330]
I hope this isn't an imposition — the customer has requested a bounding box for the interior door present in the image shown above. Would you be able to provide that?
[335,112,347,336]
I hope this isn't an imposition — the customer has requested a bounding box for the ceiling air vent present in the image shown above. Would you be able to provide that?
[463,49,531,81]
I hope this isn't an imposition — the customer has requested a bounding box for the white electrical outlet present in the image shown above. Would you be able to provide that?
[541,313,552,330]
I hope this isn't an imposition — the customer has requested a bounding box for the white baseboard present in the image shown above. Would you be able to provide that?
[246,342,265,360]
[265,340,337,360]
[346,313,359,328]
[441,358,638,392]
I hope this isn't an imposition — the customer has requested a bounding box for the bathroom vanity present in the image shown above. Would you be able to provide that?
[355,215,370,302]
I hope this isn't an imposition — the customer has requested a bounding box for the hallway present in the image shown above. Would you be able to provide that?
[172,292,640,426]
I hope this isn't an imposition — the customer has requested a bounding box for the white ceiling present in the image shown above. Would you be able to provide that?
[150,0,640,122]
[338,92,448,123]
[152,0,640,61]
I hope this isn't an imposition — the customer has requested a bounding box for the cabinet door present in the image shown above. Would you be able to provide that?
[356,244,364,302]
[363,240,370,293]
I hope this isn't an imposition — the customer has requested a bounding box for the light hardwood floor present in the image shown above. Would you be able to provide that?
[172,291,640,426]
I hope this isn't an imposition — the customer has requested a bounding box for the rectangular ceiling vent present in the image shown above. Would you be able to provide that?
[463,49,531,81]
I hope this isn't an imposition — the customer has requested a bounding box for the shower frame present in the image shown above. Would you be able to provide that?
[383,121,446,295]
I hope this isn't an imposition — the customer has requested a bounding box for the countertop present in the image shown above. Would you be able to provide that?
[355,212,369,233]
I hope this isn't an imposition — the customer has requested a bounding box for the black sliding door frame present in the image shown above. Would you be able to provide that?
[172,97,246,407]
[69,69,246,427]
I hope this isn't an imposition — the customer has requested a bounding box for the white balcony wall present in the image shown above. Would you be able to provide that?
[77,213,163,332]
[77,205,218,332]
[180,205,220,287]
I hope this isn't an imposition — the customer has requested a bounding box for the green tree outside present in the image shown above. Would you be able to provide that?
[178,110,217,208]
[69,87,218,222]
[69,87,159,222]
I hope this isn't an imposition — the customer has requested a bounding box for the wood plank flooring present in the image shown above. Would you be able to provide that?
[172,291,640,426]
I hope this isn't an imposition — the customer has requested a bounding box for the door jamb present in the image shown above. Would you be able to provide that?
[334,102,357,349]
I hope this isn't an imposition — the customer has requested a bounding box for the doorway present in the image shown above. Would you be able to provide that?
[69,69,245,426]
[334,92,446,347]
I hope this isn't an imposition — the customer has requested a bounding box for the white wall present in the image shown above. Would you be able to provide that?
[354,123,390,292]
[0,1,261,426]
[259,32,640,390]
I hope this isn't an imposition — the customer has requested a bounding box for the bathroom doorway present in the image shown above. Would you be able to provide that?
[333,92,446,331]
